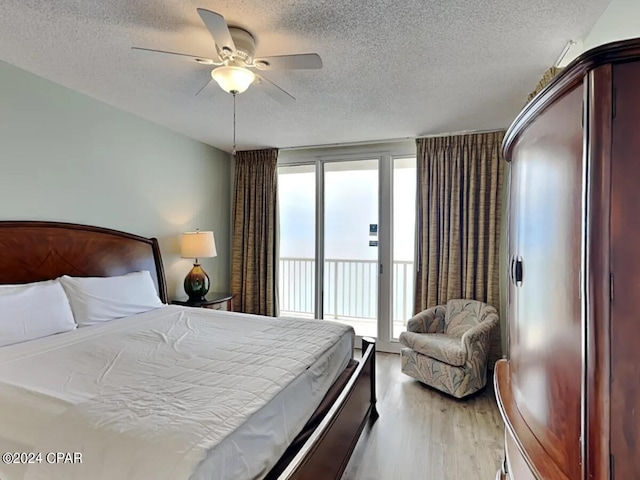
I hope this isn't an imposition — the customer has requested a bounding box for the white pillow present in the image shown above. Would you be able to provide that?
[59,271,164,327]
[0,280,76,347]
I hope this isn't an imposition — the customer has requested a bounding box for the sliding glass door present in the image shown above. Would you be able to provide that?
[278,148,416,352]
[323,159,379,337]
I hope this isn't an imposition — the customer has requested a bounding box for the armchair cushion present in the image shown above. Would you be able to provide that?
[445,299,494,337]
[406,305,446,334]
[399,332,466,367]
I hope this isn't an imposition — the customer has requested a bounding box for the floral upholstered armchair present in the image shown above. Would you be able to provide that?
[399,299,499,398]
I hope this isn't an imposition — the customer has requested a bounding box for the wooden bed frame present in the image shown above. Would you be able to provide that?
[0,220,378,480]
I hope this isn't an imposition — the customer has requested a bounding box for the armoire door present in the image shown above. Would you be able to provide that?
[609,60,640,480]
[506,149,521,361]
[508,84,584,479]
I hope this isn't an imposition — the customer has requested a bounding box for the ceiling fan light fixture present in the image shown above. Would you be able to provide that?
[211,66,255,94]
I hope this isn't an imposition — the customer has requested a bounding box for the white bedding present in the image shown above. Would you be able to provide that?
[0,306,354,480]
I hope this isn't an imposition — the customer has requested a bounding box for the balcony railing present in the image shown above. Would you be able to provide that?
[279,257,414,324]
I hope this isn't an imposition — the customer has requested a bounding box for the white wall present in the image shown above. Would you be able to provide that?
[563,0,640,64]
[584,0,640,50]
[0,60,231,299]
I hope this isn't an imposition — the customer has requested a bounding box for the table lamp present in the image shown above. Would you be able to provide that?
[181,230,217,302]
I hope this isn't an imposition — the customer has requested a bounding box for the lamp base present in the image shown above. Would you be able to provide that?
[184,263,210,302]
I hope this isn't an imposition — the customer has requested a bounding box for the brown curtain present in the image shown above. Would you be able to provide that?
[414,131,505,365]
[231,149,279,316]
[527,66,563,104]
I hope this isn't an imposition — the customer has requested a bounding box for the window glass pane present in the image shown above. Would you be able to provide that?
[392,157,416,339]
[323,159,378,337]
[278,165,315,317]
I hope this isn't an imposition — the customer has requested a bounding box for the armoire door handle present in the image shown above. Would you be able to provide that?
[514,256,523,287]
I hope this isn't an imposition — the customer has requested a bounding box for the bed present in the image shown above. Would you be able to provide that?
[0,221,378,480]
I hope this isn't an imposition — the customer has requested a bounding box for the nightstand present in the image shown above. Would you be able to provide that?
[171,292,234,312]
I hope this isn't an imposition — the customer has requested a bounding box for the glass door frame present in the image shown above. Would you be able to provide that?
[278,141,416,353]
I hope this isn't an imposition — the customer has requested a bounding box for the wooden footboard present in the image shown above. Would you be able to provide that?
[275,337,378,480]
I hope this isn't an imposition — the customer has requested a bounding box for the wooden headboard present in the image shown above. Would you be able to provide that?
[0,221,168,303]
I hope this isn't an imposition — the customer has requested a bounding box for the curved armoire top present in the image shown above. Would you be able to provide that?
[503,37,640,159]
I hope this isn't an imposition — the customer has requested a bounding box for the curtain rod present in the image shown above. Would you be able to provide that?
[280,137,413,152]
[280,128,506,152]
[554,40,578,67]
[416,127,506,139]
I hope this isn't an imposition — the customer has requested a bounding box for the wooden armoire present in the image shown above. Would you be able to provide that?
[495,38,640,480]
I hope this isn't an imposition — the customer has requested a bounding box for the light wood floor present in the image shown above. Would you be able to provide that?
[342,352,504,480]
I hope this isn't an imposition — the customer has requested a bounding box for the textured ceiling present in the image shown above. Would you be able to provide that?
[0,0,610,152]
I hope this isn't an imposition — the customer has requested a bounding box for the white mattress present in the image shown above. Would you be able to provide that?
[0,306,354,480]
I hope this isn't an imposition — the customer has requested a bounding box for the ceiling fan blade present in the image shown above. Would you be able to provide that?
[252,53,322,70]
[195,78,214,96]
[131,47,220,64]
[255,74,296,104]
[197,8,236,56]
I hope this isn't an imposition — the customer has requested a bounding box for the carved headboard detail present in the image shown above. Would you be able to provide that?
[0,221,168,303]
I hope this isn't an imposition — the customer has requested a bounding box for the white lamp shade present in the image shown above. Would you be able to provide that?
[181,231,217,259]
[211,66,256,94]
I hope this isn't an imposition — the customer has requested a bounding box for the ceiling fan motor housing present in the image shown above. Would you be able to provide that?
[222,27,256,65]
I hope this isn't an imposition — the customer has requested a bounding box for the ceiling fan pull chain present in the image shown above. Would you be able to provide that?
[232,92,237,156]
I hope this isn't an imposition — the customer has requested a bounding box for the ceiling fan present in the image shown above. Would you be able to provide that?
[132,8,323,104]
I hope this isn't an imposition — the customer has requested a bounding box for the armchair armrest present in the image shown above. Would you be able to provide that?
[406,305,446,334]
[461,313,499,355]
